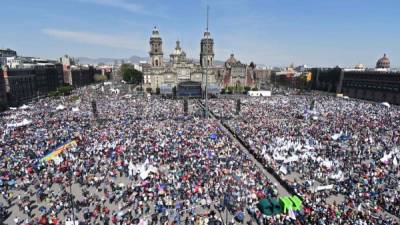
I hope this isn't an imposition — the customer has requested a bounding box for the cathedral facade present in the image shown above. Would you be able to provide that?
[143,27,219,92]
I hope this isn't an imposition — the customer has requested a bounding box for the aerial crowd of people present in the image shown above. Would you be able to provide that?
[1,86,282,225]
[0,85,399,225]
[207,93,400,224]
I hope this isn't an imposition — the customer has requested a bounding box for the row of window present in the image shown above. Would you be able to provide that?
[344,82,399,92]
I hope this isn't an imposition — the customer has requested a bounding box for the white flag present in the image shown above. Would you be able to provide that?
[288,209,296,219]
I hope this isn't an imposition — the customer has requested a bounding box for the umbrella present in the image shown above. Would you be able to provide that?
[210,133,218,140]
[39,206,47,214]
[7,180,15,186]
[235,211,244,222]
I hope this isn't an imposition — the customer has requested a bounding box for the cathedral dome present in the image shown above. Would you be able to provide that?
[172,40,183,55]
[172,48,182,55]
[226,54,237,65]
[376,54,390,69]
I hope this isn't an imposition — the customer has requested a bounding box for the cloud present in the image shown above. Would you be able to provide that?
[42,28,144,51]
[77,0,149,15]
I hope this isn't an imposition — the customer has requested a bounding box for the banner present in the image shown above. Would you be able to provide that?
[42,140,77,161]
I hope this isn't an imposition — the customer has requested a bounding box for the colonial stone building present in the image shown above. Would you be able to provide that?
[143,27,218,92]
[309,67,400,105]
[2,67,37,106]
[222,54,267,89]
[70,66,96,88]
[222,54,246,87]
[0,63,66,106]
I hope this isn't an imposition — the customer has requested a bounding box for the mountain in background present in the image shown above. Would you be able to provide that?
[77,56,146,65]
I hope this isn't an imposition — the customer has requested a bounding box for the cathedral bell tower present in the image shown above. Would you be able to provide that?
[200,6,214,67]
[149,26,163,67]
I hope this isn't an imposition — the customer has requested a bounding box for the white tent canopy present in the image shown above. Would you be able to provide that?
[314,184,334,192]
[19,104,30,110]
[380,102,390,108]
[7,119,32,128]
[56,104,66,110]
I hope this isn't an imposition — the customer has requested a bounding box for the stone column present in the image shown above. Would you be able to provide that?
[336,69,344,94]
[2,66,10,93]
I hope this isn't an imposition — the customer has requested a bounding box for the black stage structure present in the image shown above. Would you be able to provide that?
[177,81,202,98]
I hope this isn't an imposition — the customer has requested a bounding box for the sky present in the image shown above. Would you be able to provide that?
[1,0,399,67]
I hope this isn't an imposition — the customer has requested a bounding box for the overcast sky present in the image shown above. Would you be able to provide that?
[1,0,399,67]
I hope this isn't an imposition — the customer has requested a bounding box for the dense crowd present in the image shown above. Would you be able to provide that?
[0,87,286,225]
[207,93,400,224]
[1,85,399,225]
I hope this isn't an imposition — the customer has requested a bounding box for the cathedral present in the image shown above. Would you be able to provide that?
[142,27,219,93]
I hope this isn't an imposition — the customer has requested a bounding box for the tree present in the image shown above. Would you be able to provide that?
[235,85,244,93]
[58,85,73,96]
[244,86,251,93]
[220,88,226,94]
[156,87,160,95]
[48,91,59,97]
[120,64,143,84]
[227,86,234,94]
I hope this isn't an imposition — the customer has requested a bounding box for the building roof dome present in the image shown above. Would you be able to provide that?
[355,64,364,69]
[376,53,390,69]
[172,40,183,55]
[226,54,237,65]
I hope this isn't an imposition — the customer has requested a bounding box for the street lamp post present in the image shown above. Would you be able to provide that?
[70,182,76,223]
[205,66,209,118]
[68,169,76,224]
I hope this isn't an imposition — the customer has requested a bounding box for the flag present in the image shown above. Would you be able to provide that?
[288,209,296,220]
[210,133,218,140]
[41,140,77,162]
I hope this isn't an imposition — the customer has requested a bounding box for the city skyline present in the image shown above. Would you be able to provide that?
[1,0,399,67]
